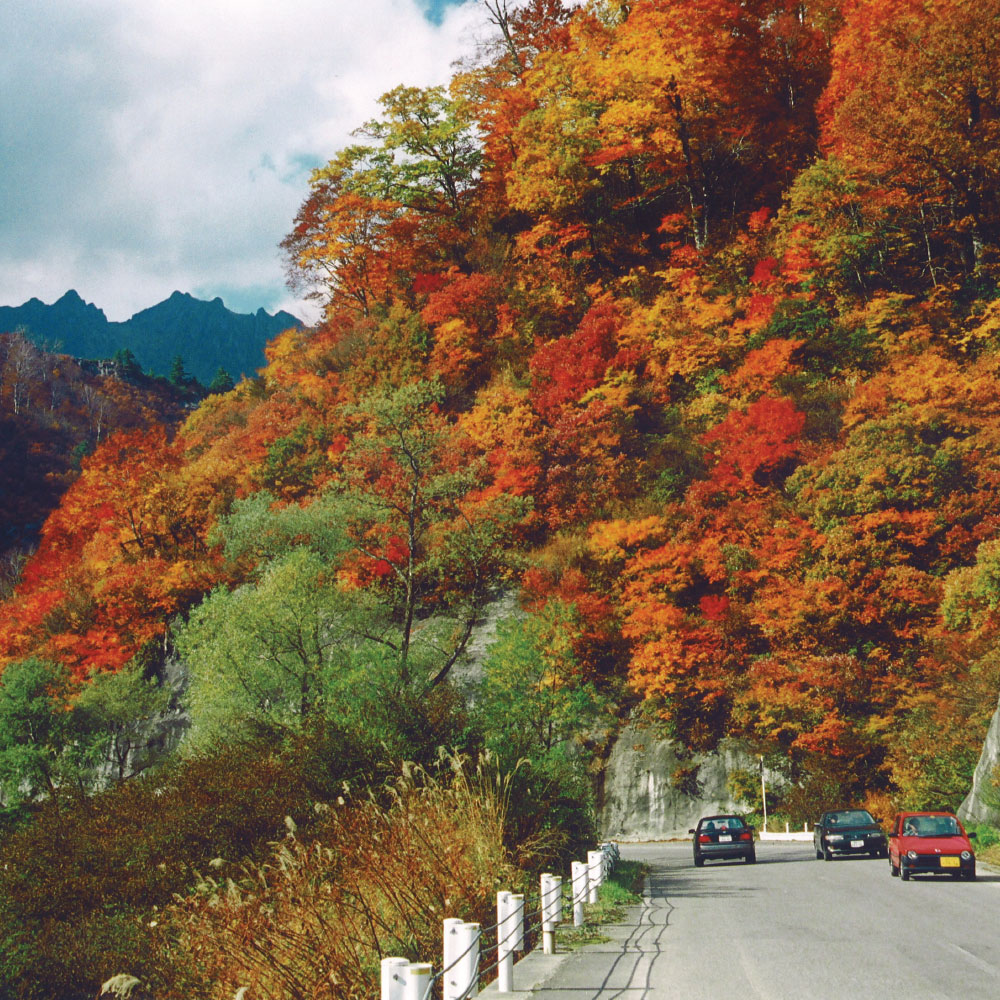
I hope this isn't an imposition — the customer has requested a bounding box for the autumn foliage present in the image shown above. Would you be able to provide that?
[3,0,1000,893]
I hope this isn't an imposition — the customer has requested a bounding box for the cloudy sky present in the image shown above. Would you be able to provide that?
[1,0,488,323]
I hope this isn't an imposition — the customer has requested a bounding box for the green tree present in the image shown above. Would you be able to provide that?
[168,355,189,387]
[353,84,483,220]
[112,348,143,382]
[0,658,83,805]
[327,378,528,690]
[477,602,608,762]
[73,662,172,784]
[206,366,235,395]
[175,547,392,749]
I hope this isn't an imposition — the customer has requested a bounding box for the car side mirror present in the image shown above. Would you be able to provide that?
[968,831,977,839]
[689,829,697,834]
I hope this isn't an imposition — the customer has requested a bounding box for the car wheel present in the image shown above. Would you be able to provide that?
[815,847,823,859]
[694,855,704,867]
[901,864,910,881]
[965,869,977,881]
[823,845,832,861]
[890,857,899,877]
[746,851,757,864]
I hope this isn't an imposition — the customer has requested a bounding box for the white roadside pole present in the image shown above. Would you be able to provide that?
[446,921,480,1000]
[540,873,563,955]
[381,957,410,1000]
[587,850,604,904]
[571,861,588,927]
[496,890,525,993]
[760,755,768,834]
[403,963,433,1000]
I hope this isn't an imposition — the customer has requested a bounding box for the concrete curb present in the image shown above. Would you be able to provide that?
[479,948,574,998]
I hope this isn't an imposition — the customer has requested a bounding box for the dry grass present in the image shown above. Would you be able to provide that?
[153,758,518,1000]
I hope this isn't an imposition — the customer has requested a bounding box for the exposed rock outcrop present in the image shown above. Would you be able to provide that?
[959,697,1000,825]
[97,974,153,1000]
[599,724,755,840]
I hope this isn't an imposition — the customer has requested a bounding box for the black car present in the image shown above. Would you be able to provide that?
[690,814,756,866]
[813,808,887,860]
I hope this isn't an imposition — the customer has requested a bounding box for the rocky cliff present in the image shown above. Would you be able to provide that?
[959,696,1000,825]
[599,724,753,840]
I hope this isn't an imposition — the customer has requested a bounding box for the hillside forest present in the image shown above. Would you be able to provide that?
[1,0,1000,996]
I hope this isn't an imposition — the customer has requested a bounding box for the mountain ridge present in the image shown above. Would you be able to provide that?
[0,290,302,385]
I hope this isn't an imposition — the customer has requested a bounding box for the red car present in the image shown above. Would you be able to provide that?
[888,811,976,881]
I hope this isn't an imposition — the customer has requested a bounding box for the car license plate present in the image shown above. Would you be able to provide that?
[719,835,732,843]
[941,856,960,868]
[851,840,864,848]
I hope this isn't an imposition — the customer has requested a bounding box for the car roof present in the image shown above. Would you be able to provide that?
[897,810,956,818]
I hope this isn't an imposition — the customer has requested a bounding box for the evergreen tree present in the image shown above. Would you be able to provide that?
[207,366,235,394]
[168,355,189,387]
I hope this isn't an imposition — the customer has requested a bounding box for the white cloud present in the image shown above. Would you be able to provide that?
[0,0,486,322]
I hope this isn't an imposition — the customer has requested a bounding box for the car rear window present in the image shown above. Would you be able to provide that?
[828,810,875,826]
[700,817,745,831]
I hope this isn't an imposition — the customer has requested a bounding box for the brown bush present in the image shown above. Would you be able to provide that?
[153,760,518,1000]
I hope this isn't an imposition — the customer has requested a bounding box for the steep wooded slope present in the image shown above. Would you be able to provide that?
[2,0,1000,810]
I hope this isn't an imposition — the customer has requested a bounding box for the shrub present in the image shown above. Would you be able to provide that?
[151,760,517,1000]
[0,721,397,1000]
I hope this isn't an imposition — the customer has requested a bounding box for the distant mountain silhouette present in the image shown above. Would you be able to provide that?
[0,290,302,385]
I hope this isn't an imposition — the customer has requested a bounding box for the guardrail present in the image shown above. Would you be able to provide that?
[759,822,812,842]
[380,841,620,1000]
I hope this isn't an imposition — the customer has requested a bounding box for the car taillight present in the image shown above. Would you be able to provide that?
[739,832,752,841]
[699,834,712,843]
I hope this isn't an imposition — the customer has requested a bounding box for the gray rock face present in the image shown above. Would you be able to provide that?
[599,724,754,840]
[959,697,1000,825]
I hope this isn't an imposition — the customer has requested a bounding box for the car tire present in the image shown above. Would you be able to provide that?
[901,865,910,881]
[815,847,823,859]
[890,857,899,877]
[965,869,977,881]
[694,855,704,867]
[823,845,833,861]
[746,851,757,864]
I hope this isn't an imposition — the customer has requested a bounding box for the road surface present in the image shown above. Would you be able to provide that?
[523,840,1000,1000]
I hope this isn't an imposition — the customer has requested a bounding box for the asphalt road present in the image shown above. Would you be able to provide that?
[526,840,1000,1000]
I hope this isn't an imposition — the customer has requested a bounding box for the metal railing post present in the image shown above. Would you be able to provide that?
[540,873,562,955]
[497,891,516,993]
[381,957,409,1000]
[587,850,603,903]
[571,860,588,927]
[443,918,464,1000]
[403,963,433,1000]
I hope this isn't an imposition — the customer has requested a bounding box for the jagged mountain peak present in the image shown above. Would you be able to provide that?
[0,291,302,384]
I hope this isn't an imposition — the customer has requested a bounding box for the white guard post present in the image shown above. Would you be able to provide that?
[443,918,481,1000]
[571,861,588,927]
[456,922,481,999]
[381,957,410,1000]
[587,850,604,904]
[497,890,525,992]
[540,873,563,955]
[403,963,433,1000]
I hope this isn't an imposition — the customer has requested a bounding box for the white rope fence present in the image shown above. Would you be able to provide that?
[380,841,620,999]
